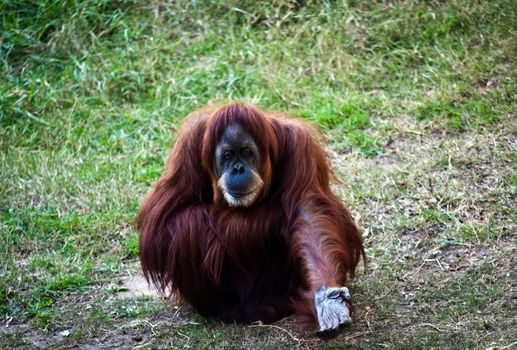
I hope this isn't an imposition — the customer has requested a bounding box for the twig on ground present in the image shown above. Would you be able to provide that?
[343,330,372,342]
[411,323,447,332]
[498,340,517,350]
[248,322,313,343]
[364,308,373,332]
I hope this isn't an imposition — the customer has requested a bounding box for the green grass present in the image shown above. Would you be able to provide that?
[1,0,516,348]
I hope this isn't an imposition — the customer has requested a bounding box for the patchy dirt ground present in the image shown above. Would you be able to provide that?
[116,274,159,299]
[3,116,515,349]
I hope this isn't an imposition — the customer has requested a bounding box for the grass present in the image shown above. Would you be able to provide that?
[1,0,516,348]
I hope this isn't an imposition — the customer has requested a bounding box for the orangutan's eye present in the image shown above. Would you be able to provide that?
[223,150,234,160]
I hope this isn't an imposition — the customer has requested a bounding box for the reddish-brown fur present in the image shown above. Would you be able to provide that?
[137,103,365,330]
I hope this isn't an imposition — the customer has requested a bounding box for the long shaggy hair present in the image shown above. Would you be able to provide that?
[137,103,364,329]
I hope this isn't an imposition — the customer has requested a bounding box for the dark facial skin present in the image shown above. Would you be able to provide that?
[215,124,262,206]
